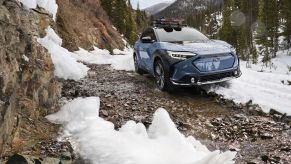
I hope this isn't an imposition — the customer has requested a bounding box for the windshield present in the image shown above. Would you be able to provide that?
[155,27,209,42]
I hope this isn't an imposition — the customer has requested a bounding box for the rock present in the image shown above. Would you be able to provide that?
[100,110,109,117]
[269,109,283,116]
[6,154,67,164]
[61,151,72,160]
[261,155,269,162]
[6,154,28,164]
[0,0,60,155]
[260,133,273,139]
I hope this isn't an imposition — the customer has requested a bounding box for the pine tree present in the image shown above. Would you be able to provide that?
[281,0,291,49]
[125,1,138,44]
[219,0,237,47]
[256,0,279,64]
[100,0,113,17]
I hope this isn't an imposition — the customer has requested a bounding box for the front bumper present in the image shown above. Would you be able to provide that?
[171,70,242,86]
[168,53,241,86]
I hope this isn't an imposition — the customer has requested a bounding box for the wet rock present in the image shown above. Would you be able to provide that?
[61,151,72,160]
[261,154,269,162]
[229,143,241,151]
[5,154,72,164]
[260,133,273,139]
[100,110,109,117]
[6,154,27,164]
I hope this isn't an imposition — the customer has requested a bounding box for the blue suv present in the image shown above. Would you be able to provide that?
[134,19,241,91]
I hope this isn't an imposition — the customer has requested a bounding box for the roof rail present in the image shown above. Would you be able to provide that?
[153,18,187,28]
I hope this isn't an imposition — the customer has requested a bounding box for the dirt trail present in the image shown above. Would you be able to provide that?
[62,64,291,164]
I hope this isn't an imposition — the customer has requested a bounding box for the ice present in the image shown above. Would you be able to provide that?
[18,0,58,20]
[37,27,89,81]
[46,97,236,164]
[72,46,135,71]
[208,50,291,115]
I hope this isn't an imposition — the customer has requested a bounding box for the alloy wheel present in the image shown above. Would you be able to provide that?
[155,62,165,89]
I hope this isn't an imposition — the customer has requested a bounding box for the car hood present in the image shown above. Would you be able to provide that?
[158,40,233,55]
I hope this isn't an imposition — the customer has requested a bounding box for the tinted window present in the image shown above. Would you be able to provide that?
[141,28,157,41]
[155,27,209,42]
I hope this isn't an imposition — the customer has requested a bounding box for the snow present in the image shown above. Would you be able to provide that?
[130,0,175,9]
[37,27,89,80]
[22,54,29,62]
[72,46,135,71]
[208,50,291,115]
[46,97,236,164]
[18,0,58,20]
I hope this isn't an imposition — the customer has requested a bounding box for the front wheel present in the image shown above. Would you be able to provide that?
[154,59,174,92]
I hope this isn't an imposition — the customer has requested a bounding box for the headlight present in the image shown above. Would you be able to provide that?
[167,51,197,60]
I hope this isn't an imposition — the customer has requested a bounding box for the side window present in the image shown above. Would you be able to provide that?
[140,29,157,42]
[148,30,157,42]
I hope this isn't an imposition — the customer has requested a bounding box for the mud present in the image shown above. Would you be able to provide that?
[61,64,290,164]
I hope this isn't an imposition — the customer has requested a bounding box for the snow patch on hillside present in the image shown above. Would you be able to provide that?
[72,46,134,71]
[208,50,291,115]
[19,0,58,20]
[46,97,236,164]
[37,27,89,80]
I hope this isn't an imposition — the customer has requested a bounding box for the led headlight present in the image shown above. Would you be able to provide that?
[167,51,197,60]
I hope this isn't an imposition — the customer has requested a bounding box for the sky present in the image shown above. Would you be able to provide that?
[130,0,175,9]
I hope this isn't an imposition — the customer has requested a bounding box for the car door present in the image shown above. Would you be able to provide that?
[137,28,157,71]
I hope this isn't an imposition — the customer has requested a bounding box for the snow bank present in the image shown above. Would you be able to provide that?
[73,46,135,71]
[19,0,58,20]
[46,97,236,164]
[37,27,89,80]
[208,51,291,115]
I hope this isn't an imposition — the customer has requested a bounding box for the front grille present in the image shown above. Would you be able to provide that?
[193,54,235,72]
[199,72,234,82]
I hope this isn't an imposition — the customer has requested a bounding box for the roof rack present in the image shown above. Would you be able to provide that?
[153,18,187,28]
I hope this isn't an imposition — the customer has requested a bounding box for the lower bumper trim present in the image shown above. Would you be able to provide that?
[171,72,242,86]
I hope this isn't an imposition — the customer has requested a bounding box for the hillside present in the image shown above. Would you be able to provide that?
[144,1,174,15]
[154,0,224,18]
[56,0,125,51]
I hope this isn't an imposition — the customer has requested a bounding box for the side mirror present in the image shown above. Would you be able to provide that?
[141,36,154,43]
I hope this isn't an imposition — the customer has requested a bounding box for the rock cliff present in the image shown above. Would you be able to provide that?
[0,0,61,156]
[0,0,125,159]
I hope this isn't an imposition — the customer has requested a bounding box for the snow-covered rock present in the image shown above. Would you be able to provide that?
[19,0,58,20]
[72,46,135,71]
[37,27,89,81]
[46,97,236,164]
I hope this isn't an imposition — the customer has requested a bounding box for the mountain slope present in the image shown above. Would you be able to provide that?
[144,1,174,15]
[56,0,125,51]
[154,0,223,18]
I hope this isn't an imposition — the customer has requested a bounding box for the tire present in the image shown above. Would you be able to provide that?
[134,54,145,75]
[154,59,174,92]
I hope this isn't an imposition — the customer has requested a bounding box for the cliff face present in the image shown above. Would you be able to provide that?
[0,0,126,157]
[56,0,125,51]
[0,0,61,155]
